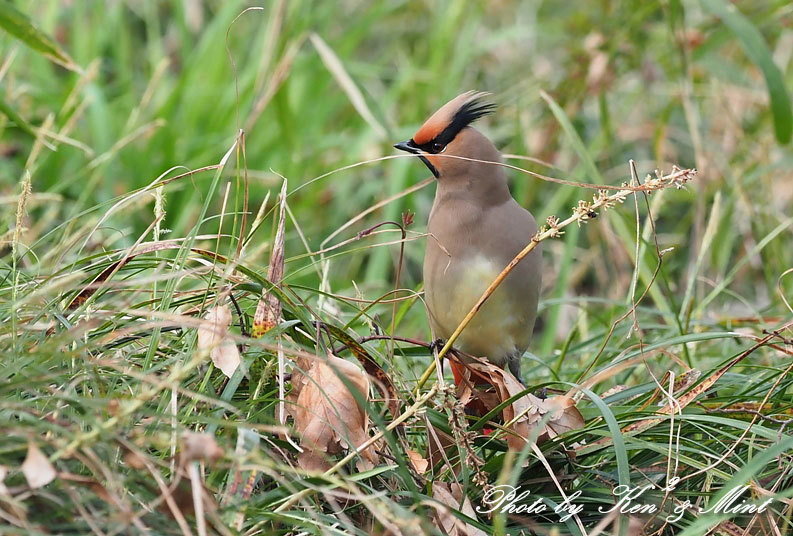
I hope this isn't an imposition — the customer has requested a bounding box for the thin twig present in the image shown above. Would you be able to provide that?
[334,334,431,355]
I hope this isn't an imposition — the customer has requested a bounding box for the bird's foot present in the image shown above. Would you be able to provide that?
[429,338,445,354]
[534,387,547,400]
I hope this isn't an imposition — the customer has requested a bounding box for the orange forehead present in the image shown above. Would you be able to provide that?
[413,116,445,145]
[412,91,480,145]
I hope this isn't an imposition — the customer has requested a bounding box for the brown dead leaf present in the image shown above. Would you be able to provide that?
[252,179,287,338]
[58,471,113,503]
[181,432,224,464]
[122,448,147,470]
[406,448,429,474]
[455,358,585,451]
[544,395,587,439]
[455,362,501,419]
[490,369,540,451]
[587,51,610,92]
[323,323,400,421]
[431,482,487,536]
[289,354,379,472]
[197,304,240,378]
[21,442,56,489]
[625,516,645,536]
[159,477,217,519]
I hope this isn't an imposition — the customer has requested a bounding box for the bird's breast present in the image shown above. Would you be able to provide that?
[423,194,541,365]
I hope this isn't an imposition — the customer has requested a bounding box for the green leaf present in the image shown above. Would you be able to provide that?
[0,94,36,137]
[574,385,631,489]
[699,0,792,144]
[539,90,602,183]
[0,0,79,71]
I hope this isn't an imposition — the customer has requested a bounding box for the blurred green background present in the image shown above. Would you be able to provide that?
[3,2,793,533]
[2,0,792,354]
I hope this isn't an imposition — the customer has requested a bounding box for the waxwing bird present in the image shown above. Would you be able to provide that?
[394,91,542,384]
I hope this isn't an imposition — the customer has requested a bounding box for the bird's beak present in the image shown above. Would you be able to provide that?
[394,139,439,178]
[393,140,421,154]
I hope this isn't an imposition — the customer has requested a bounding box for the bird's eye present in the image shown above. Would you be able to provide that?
[432,142,444,153]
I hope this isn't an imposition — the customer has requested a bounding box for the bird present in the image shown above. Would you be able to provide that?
[394,91,542,385]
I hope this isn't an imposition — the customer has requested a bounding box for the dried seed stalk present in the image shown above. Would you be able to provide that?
[414,166,698,393]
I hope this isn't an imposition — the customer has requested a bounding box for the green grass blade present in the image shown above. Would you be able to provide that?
[695,215,793,315]
[574,385,631,490]
[0,0,79,71]
[0,94,37,139]
[681,191,722,328]
[675,435,793,535]
[699,0,792,144]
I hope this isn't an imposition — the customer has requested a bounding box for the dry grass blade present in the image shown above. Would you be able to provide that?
[12,171,31,262]
[252,178,287,338]
[310,33,387,139]
[245,35,302,133]
[66,241,232,310]
[0,465,8,495]
[426,421,460,476]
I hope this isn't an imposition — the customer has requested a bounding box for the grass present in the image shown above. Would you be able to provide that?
[1,1,793,534]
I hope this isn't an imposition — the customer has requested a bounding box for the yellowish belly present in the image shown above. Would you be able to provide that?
[427,256,525,365]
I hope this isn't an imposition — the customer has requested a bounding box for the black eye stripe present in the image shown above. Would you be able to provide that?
[413,140,444,154]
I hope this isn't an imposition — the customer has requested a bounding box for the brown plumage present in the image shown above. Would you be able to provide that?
[395,92,542,384]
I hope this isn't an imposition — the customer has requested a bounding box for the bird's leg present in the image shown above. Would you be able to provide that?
[508,355,546,398]
[508,355,523,385]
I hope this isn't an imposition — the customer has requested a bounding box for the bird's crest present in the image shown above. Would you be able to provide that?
[413,91,495,146]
